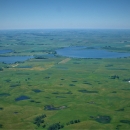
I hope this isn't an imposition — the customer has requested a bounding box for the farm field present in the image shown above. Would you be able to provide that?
[0,29,130,130]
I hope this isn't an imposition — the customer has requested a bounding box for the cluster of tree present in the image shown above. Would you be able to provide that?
[33,114,46,127]
[66,119,80,125]
[34,55,47,59]
[48,122,64,130]
[110,75,119,79]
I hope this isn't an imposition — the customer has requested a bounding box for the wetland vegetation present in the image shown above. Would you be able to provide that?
[0,29,130,129]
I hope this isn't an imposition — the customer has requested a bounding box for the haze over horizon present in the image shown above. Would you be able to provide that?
[0,0,130,30]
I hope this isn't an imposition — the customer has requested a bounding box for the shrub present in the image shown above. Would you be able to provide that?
[48,122,64,130]
[66,119,80,125]
[33,114,46,127]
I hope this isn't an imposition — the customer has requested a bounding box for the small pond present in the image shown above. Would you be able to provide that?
[15,95,30,101]
[0,56,33,64]
[32,89,42,93]
[56,46,130,58]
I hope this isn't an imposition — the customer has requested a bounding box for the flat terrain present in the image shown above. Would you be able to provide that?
[0,29,130,130]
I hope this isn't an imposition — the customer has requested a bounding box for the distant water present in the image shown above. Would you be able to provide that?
[0,49,13,54]
[0,56,33,64]
[56,46,130,58]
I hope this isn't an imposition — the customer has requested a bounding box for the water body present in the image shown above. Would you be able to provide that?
[15,95,30,101]
[0,49,13,54]
[32,89,42,93]
[56,46,130,58]
[0,56,33,64]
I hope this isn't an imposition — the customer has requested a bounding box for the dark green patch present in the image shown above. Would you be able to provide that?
[73,62,80,64]
[5,79,11,82]
[48,122,64,130]
[69,84,75,86]
[45,76,50,79]
[0,107,3,110]
[116,125,122,130]
[72,80,77,82]
[30,100,35,102]
[18,65,32,68]
[0,67,3,71]
[121,88,130,90]
[44,105,67,110]
[78,89,98,93]
[90,115,111,124]
[0,124,3,128]
[66,119,80,125]
[35,101,41,103]
[52,92,59,94]
[112,91,117,93]
[45,97,50,99]
[87,101,96,104]
[65,91,72,94]
[56,96,66,98]
[10,84,20,87]
[33,114,46,127]
[105,64,113,67]
[14,112,18,114]
[83,81,92,85]
[44,105,58,110]
[122,78,130,82]
[120,120,130,124]
[34,55,47,59]
[116,108,124,111]
[110,75,119,79]
[0,93,10,97]
[95,116,111,124]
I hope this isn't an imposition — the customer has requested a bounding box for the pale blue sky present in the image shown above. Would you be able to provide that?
[0,0,130,29]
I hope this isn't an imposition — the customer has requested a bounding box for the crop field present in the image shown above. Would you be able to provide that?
[0,29,130,130]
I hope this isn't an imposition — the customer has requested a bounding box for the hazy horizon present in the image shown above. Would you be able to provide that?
[0,0,130,30]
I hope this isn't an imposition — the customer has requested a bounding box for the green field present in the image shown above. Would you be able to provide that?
[0,29,130,130]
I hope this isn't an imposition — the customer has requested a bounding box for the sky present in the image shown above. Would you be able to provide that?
[0,0,130,30]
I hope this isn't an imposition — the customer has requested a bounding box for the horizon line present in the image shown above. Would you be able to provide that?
[0,28,130,31]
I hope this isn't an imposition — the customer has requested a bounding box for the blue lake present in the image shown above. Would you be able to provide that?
[56,46,130,58]
[0,49,13,54]
[0,56,33,64]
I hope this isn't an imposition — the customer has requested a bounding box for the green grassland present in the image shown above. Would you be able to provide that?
[0,29,130,130]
